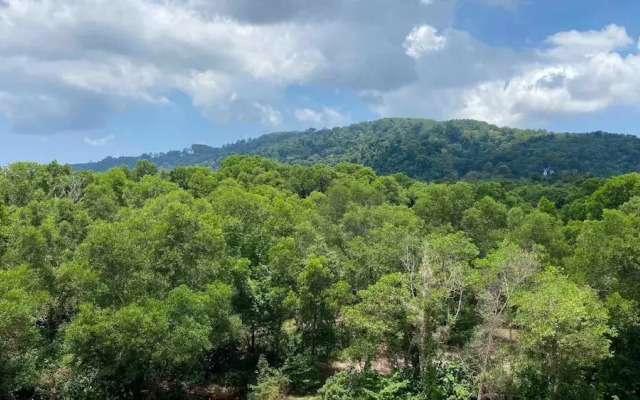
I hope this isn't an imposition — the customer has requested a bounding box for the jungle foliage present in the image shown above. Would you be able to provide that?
[1,156,639,399]
[73,118,640,182]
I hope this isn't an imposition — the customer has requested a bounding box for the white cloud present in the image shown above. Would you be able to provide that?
[0,0,453,134]
[0,0,327,132]
[545,24,633,59]
[453,25,640,126]
[294,107,350,128]
[0,0,638,137]
[375,24,640,127]
[254,103,282,126]
[84,135,115,146]
[403,25,447,59]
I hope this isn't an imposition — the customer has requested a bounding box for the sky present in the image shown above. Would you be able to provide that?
[1,0,640,164]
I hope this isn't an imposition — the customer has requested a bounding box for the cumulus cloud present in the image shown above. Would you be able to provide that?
[294,107,350,128]
[0,0,453,134]
[0,0,638,136]
[544,24,633,59]
[403,25,447,58]
[84,135,115,146]
[453,24,640,125]
[0,0,330,132]
[375,24,640,127]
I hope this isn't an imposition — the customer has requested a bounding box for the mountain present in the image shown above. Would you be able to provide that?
[73,118,640,181]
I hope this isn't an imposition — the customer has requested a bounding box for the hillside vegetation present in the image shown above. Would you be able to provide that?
[1,156,640,399]
[74,118,640,181]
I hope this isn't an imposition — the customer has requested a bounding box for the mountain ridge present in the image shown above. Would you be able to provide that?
[73,118,640,181]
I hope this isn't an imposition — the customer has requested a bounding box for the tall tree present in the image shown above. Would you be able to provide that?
[512,269,613,400]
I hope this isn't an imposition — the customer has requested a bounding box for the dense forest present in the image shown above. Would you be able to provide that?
[74,118,640,181]
[1,155,640,399]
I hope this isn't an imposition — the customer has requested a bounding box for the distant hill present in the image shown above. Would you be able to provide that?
[73,118,640,181]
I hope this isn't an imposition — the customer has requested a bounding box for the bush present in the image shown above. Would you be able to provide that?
[248,355,290,400]
[282,354,323,394]
[318,367,419,400]
[435,357,473,400]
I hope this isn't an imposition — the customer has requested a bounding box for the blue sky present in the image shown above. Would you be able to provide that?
[1,0,640,164]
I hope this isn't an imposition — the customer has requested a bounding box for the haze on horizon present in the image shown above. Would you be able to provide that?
[1,0,640,164]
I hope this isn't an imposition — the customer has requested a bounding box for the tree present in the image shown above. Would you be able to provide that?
[141,197,226,289]
[471,243,539,400]
[133,159,159,181]
[0,266,51,397]
[590,173,640,217]
[461,196,508,255]
[62,284,240,399]
[565,209,640,397]
[296,256,351,358]
[401,233,478,387]
[511,269,613,400]
[0,202,9,262]
[322,178,383,222]
[342,273,413,366]
[74,221,149,306]
[567,209,640,300]
[413,182,474,229]
[536,196,557,216]
[130,175,179,207]
[509,210,567,262]
[82,182,119,221]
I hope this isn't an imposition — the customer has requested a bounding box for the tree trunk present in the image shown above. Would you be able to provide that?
[477,382,484,400]
[549,338,560,400]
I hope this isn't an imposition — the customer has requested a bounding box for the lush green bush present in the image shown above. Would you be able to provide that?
[248,355,290,400]
[319,368,419,400]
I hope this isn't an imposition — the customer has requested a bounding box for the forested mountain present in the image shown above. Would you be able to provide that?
[74,118,640,181]
[2,156,640,399]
